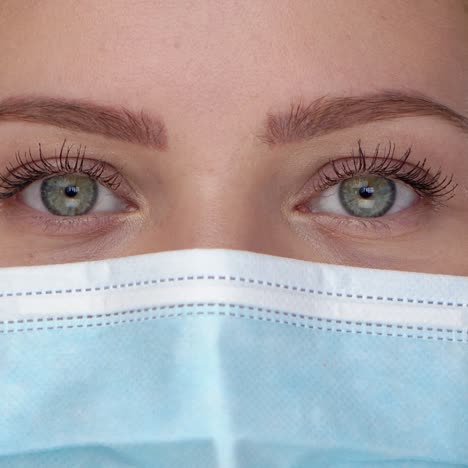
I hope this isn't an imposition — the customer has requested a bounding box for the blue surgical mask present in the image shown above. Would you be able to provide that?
[0,249,467,467]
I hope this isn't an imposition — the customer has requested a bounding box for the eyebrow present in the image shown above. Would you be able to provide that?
[1,92,466,151]
[261,90,468,146]
[0,95,167,150]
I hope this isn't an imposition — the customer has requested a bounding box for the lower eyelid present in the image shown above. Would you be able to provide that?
[1,198,136,236]
[304,204,430,240]
[40,212,131,236]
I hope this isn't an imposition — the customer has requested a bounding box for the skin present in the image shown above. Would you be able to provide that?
[0,0,467,273]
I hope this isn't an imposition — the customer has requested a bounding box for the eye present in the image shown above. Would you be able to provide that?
[308,175,419,218]
[18,174,127,216]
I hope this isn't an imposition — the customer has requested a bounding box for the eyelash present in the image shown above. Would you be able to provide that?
[0,140,122,200]
[314,139,457,204]
[0,139,457,213]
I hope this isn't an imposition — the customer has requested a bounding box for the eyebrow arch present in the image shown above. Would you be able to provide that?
[0,95,167,150]
[261,90,468,146]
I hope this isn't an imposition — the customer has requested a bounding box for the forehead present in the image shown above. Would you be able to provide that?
[0,0,466,137]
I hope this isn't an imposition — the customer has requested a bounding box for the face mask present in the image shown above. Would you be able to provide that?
[0,248,467,467]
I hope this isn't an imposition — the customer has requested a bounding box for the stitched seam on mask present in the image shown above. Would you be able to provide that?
[1,303,467,341]
[0,276,467,308]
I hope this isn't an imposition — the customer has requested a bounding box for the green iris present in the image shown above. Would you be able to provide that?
[40,175,98,216]
[338,176,396,217]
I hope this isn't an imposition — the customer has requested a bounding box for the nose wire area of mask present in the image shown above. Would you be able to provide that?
[0,248,467,468]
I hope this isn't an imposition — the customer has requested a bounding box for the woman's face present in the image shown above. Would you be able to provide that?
[0,0,467,273]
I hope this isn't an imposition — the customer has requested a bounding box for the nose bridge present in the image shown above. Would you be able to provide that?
[136,132,297,255]
[144,148,289,253]
[166,170,268,250]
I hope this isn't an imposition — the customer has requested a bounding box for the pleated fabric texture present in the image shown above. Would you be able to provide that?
[0,249,467,467]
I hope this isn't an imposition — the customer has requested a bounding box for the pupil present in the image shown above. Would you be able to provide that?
[64,185,79,198]
[359,186,374,199]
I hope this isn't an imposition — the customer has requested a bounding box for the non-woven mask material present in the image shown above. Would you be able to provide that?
[0,249,467,467]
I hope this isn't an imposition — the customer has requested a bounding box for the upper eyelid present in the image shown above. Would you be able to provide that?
[0,138,458,200]
[310,141,457,202]
[0,143,125,199]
